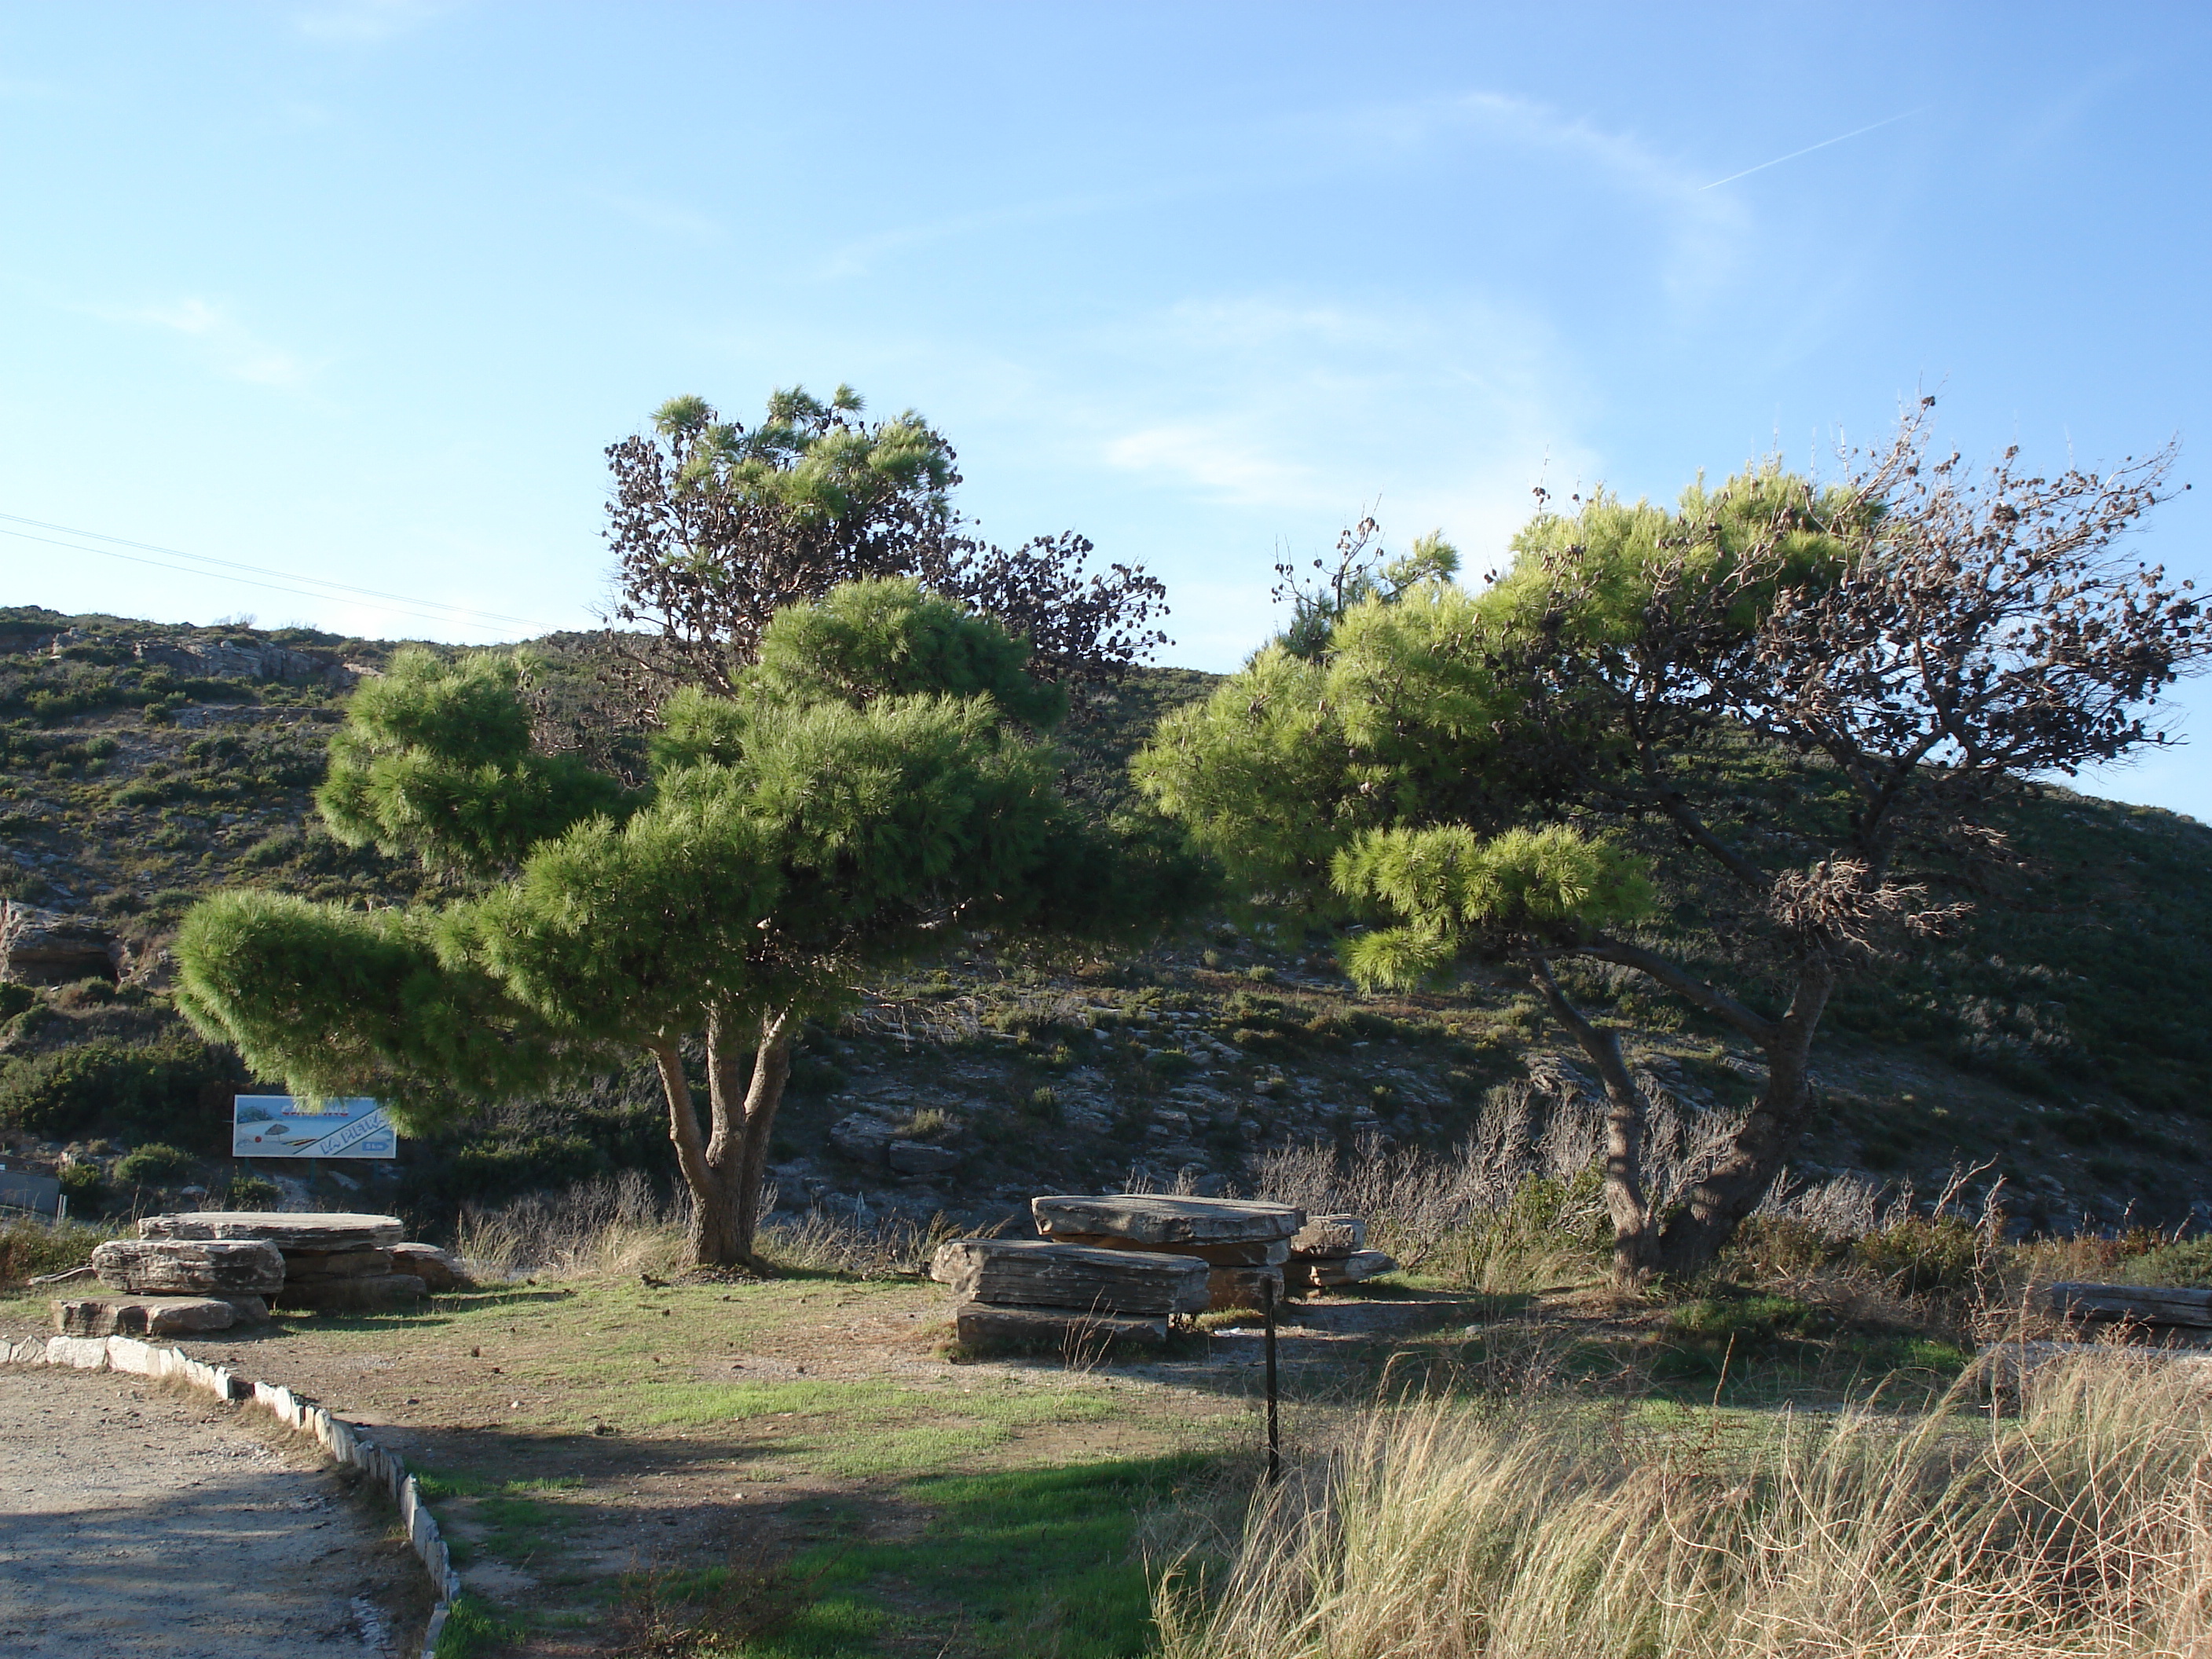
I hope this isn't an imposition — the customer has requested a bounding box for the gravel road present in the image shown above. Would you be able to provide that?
[0,1362,423,1657]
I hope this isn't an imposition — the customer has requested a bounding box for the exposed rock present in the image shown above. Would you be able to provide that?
[1290,1214,1367,1258]
[1,908,123,986]
[1031,1194,1302,1247]
[389,1243,469,1291]
[930,1238,1208,1315]
[90,1238,285,1295]
[1284,1249,1397,1290]
[274,1273,426,1312]
[887,1141,962,1179]
[2048,1282,2212,1329]
[139,1211,405,1250]
[829,1113,894,1167]
[953,1301,1169,1348]
[52,1295,241,1337]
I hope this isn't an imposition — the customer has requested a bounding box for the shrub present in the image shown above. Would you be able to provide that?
[114,1142,194,1185]
[2115,1236,2212,1288]
[57,1162,105,1208]
[0,1218,111,1287]
[218,1170,282,1210]
[0,982,36,1020]
[1849,1214,1981,1296]
[0,1035,237,1140]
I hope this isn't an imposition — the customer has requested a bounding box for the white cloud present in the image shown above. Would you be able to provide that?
[105,298,318,389]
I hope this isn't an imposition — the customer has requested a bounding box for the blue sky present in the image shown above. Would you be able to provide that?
[2,2,2207,815]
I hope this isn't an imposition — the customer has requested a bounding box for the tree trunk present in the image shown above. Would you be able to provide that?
[728,1013,794,1268]
[650,1037,745,1268]
[649,1016,795,1272]
[1529,957,1657,1291]
[1652,962,1834,1276]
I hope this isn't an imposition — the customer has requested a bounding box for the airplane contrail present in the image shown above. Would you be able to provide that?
[1700,108,1924,190]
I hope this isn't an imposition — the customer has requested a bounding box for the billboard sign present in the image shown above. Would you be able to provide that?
[233,1096,397,1159]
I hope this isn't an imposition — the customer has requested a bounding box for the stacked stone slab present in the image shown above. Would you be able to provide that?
[139,1212,431,1311]
[930,1237,1209,1346]
[1031,1194,1306,1313]
[1283,1212,1396,1291]
[57,1236,286,1336]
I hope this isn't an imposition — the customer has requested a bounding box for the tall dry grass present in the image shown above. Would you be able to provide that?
[1159,1348,2212,1659]
[451,1171,969,1283]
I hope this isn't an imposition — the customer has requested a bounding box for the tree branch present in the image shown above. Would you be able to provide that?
[1566,935,1778,1043]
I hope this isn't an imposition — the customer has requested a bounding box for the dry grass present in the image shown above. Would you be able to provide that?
[1159,1348,2212,1659]
[451,1171,976,1284]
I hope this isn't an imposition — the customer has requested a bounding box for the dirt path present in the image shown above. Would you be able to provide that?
[0,1363,425,1659]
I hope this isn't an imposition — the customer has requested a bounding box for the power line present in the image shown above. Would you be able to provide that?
[0,509,569,634]
[0,525,566,636]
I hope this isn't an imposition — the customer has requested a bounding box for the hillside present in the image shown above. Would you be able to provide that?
[2,605,2208,1241]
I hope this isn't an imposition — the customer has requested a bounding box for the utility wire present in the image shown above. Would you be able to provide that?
[0,525,564,636]
[0,509,567,634]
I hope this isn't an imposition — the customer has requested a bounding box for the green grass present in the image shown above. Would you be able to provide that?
[737,1456,1214,1658]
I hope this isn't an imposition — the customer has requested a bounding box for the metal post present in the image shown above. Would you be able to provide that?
[1264,1275,1280,1484]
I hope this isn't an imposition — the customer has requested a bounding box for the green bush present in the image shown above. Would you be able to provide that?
[1850,1215,1981,1296]
[2116,1237,2212,1289]
[0,982,36,1020]
[0,1218,111,1287]
[0,1035,236,1141]
[114,1142,194,1185]
[218,1170,282,1210]
[57,1163,105,1207]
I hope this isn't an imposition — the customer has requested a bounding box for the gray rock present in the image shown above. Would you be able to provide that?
[140,1211,405,1250]
[1290,1214,1368,1258]
[389,1243,468,1291]
[829,1113,893,1166]
[953,1301,1168,1349]
[931,1239,1209,1315]
[1046,1230,1289,1267]
[888,1141,963,1178]
[90,1238,285,1295]
[51,1295,241,1337]
[1284,1249,1398,1289]
[1032,1193,1302,1247]
[2048,1282,2212,1328]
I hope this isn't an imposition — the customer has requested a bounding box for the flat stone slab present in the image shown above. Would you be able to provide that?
[138,1211,405,1250]
[1290,1214,1367,1258]
[1045,1230,1289,1266]
[932,1239,1207,1315]
[273,1273,425,1313]
[90,1239,285,1296]
[1284,1248,1397,1289]
[953,1302,1168,1349]
[1031,1194,1302,1247]
[50,1295,265,1338]
[2046,1283,2212,1328]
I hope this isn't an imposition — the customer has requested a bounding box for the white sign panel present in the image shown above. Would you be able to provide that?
[233,1096,397,1160]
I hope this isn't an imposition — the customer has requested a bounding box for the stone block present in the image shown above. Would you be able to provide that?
[1031,1194,1302,1247]
[282,1247,394,1281]
[931,1239,1208,1315]
[389,1243,469,1291]
[1045,1230,1289,1266]
[953,1301,1169,1348]
[52,1295,240,1338]
[1283,1249,1397,1290]
[1290,1213,1367,1258]
[91,1237,285,1295]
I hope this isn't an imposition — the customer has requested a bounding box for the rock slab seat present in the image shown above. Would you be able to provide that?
[51,1295,266,1337]
[1031,1195,1303,1247]
[2047,1283,2212,1328]
[90,1238,285,1295]
[953,1302,1169,1348]
[1046,1230,1290,1266]
[1206,1266,1285,1313]
[139,1211,405,1250]
[931,1239,1209,1315]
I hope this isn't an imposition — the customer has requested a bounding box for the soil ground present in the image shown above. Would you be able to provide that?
[0,1361,429,1658]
